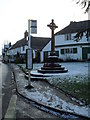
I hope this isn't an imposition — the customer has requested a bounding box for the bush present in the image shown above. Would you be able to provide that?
[15,57,24,64]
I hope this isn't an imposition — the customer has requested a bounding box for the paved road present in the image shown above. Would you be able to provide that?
[0,62,2,119]
[1,62,13,119]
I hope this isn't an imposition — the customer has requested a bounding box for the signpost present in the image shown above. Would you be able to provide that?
[26,19,37,88]
[31,20,37,34]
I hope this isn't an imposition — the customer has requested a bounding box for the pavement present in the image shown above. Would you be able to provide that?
[10,64,89,119]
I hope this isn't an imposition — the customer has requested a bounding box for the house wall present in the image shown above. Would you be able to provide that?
[55,33,88,46]
[9,47,21,55]
[55,32,89,61]
[8,45,28,56]
[21,45,28,54]
[55,46,82,61]
[33,50,36,59]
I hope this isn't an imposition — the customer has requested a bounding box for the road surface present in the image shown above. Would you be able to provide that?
[0,62,2,119]
[1,62,13,119]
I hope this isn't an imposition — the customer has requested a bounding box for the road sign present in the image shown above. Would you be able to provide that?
[26,48,33,70]
[31,20,37,34]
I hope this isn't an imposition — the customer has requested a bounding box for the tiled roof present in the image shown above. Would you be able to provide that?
[10,36,50,51]
[55,20,90,35]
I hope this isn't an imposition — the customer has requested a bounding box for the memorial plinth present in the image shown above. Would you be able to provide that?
[38,52,68,74]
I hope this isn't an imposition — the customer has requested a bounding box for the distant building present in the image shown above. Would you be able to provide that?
[55,20,90,61]
[7,35,51,63]
[2,43,11,62]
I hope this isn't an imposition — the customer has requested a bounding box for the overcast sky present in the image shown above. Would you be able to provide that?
[0,0,88,55]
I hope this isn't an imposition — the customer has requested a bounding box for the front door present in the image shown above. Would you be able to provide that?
[82,47,90,60]
[37,51,40,63]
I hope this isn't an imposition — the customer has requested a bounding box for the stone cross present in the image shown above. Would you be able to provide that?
[47,19,58,52]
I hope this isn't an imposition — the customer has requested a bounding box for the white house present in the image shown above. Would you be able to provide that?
[7,35,51,63]
[55,20,90,61]
[7,38,28,63]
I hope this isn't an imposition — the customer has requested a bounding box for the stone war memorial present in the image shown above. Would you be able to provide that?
[31,19,68,78]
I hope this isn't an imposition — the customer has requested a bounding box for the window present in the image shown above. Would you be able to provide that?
[65,34,72,40]
[61,48,77,54]
[69,48,73,53]
[65,48,69,53]
[73,48,77,53]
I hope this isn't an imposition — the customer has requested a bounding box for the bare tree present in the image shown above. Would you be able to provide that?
[74,29,90,42]
[74,0,90,13]
[73,0,90,41]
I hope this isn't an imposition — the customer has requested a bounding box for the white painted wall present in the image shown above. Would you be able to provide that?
[55,46,83,61]
[8,45,28,56]
[55,32,88,46]
[21,45,28,54]
[33,50,36,59]
[55,32,88,61]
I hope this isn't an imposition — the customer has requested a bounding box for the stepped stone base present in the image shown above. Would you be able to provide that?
[30,70,67,79]
[38,69,68,74]
[38,52,68,74]
[26,52,68,79]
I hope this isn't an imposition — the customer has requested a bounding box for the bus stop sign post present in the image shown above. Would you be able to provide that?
[26,19,37,89]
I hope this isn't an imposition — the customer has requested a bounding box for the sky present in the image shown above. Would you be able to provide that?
[0,0,89,55]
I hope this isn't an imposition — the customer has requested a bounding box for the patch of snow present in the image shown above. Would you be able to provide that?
[25,89,89,118]
[71,97,85,106]
[19,62,89,118]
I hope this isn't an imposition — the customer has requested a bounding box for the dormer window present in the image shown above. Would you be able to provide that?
[65,34,72,40]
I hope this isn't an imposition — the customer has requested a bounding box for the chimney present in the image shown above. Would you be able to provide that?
[24,30,28,40]
[70,21,76,24]
[70,21,73,24]
[9,42,11,47]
